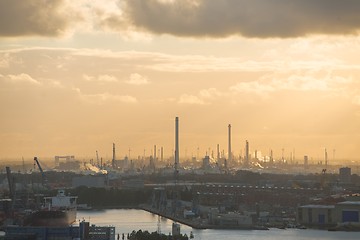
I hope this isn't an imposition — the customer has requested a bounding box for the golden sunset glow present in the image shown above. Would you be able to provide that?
[1,0,360,162]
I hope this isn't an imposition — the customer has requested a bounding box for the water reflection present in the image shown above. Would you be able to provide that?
[77,209,358,240]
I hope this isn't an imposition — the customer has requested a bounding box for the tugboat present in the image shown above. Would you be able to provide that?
[24,189,77,227]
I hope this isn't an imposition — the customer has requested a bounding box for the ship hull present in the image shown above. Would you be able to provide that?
[24,208,76,227]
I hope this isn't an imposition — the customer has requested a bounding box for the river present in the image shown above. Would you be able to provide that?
[77,209,358,240]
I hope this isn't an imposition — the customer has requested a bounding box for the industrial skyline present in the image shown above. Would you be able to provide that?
[1,1,360,162]
[1,118,348,168]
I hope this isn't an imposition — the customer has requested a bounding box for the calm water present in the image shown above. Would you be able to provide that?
[77,209,358,240]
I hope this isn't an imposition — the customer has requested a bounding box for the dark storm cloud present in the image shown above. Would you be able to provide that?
[0,0,76,37]
[117,0,360,38]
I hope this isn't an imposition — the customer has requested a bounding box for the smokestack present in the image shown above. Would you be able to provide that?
[217,144,220,161]
[161,147,164,162]
[112,143,116,168]
[228,124,232,163]
[154,145,157,168]
[245,140,249,167]
[325,148,328,168]
[175,117,179,172]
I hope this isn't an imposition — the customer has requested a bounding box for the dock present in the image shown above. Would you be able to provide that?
[139,205,268,230]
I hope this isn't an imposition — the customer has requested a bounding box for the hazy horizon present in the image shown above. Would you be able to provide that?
[1,0,360,161]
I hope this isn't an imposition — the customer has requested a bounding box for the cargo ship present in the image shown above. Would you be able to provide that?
[24,189,77,227]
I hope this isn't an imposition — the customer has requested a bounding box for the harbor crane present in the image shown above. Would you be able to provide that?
[34,157,47,187]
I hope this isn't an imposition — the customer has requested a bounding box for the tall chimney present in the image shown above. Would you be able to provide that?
[161,147,164,162]
[112,143,116,168]
[245,140,249,167]
[325,148,328,168]
[154,145,157,168]
[228,124,232,163]
[175,117,179,172]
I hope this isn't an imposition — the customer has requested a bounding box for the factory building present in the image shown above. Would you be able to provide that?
[297,201,360,228]
[297,205,335,227]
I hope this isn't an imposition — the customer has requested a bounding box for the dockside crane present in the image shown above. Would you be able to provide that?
[34,157,47,187]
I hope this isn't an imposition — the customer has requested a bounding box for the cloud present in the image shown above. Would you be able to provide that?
[0,53,10,68]
[117,0,360,38]
[230,81,275,95]
[3,0,360,39]
[98,75,118,82]
[125,73,149,85]
[6,73,41,85]
[178,94,205,105]
[47,80,64,88]
[178,88,222,105]
[1,47,357,108]
[199,88,222,99]
[230,72,353,95]
[1,72,66,89]
[73,88,137,104]
[0,0,80,37]
[83,74,118,83]
[64,47,358,73]
[83,74,95,81]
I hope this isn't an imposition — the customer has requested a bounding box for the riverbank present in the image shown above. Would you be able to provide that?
[79,206,359,232]
[76,209,359,240]
[139,205,268,230]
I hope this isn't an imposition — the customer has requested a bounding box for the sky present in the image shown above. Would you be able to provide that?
[1,0,360,163]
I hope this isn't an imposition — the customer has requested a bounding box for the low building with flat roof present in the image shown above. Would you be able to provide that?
[297,201,360,228]
[297,204,335,228]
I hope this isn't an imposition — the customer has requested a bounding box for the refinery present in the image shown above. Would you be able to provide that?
[0,116,359,239]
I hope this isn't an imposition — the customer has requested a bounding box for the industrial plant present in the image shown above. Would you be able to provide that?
[0,117,360,239]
